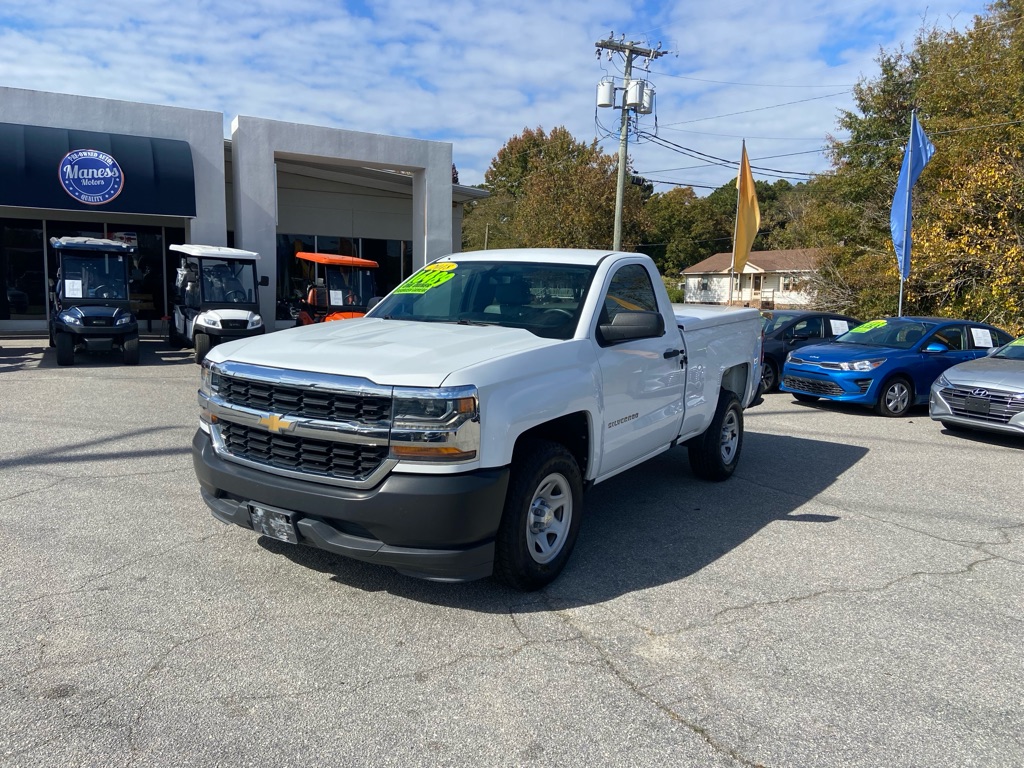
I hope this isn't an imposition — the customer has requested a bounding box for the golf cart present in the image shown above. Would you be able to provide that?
[168,244,268,363]
[294,251,379,325]
[49,237,140,366]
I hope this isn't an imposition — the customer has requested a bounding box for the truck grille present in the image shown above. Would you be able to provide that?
[219,422,389,481]
[783,375,844,396]
[942,386,1024,424]
[220,319,249,330]
[218,377,391,422]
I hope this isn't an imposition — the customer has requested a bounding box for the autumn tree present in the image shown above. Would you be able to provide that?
[462,127,649,251]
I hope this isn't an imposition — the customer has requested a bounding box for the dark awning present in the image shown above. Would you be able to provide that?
[0,122,197,217]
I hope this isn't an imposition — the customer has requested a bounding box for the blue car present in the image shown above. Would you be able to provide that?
[780,316,1014,417]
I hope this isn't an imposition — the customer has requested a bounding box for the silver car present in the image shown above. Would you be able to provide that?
[929,336,1024,436]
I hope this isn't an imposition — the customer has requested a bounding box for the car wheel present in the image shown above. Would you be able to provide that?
[761,359,779,393]
[55,333,74,366]
[688,390,743,482]
[194,333,212,364]
[875,376,913,417]
[793,393,819,403]
[123,335,140,365]
[494,439,583,591]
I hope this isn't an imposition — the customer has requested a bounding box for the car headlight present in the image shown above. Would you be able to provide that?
[196,314,221,328]
[785,351,793,363]
[390,386,479,462]
[115,314,134,326]
[935,372,952,388]
[59,311,82,326]
[838,358,886,371]
[247,313,263,329]
[198,360,218,433]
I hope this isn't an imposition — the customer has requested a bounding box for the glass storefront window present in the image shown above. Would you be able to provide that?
[1,219,45,320]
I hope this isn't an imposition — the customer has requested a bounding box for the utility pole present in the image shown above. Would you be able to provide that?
[595,37,667,250]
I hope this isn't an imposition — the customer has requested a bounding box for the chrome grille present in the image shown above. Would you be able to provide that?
[219,422,388,481]
[217,376,391,422]
[784,375,844,396]
[942,386,1024,424]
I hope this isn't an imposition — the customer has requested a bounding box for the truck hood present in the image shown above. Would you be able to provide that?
[207,317,556,386]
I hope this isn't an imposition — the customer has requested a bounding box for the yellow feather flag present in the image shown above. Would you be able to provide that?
[732,141,761,276]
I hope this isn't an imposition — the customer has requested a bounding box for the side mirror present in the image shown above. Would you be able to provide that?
[924,342,948,354]
[599,311,665,344]
[259,276,269,287]
[367,296,383,310]
[985,345,1000,356]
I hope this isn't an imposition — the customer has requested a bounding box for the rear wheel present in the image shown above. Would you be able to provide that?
[123,335,139,365]
[494,439,583,591]
[793,393,819,403]
[761,359,780,393]
[55,333,74,366]
[194,333,212,364]
[688,391,743,481]
[875,376,912,417]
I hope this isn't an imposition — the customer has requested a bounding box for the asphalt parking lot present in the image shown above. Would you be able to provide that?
[1,334,1022,768]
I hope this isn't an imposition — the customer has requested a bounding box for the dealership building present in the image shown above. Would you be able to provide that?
[0,86,486,331]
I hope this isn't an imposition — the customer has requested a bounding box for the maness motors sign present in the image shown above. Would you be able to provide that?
[58,149,124,205]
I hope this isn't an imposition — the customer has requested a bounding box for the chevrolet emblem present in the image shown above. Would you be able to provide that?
[258,414,295,433]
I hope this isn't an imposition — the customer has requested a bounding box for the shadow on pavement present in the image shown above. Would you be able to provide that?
[257,431,868,609]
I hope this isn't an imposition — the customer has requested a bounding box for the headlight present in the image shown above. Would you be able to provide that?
[115,314,134,326]
[196,314,221,328]
[247,313,263,329]
[785,351,793,363]
[936,372,952,388]
[838,358,886,371]
[390,386,479,462]
[198,360,218,433]
[199,359,215,396]
[59,311,82,326]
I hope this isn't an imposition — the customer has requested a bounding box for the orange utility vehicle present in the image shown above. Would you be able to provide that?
[294,251,380,325]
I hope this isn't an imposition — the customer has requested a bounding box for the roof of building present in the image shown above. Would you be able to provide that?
[683,248,822,275]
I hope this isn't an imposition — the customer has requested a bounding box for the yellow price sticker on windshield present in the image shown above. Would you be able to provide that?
[850,319,887,333]
[1009,337,1024,347]
[394,266,457,294]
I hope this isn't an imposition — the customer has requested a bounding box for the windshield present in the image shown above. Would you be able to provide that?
[325,266,377,308]
[834,319,935,348]
[994,337,1024,360]
[199,258,258,304]
[761,311,804,333]
[59,253,130,300]
[368,260,597,340]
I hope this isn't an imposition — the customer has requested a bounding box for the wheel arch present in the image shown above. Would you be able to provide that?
[511,412,591,481]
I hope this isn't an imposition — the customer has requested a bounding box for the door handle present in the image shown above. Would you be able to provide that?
[663,348,680,359]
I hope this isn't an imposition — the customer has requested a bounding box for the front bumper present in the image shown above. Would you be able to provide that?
[929,383,1024,436]
[192,430,509,582]
[781,365,878,404]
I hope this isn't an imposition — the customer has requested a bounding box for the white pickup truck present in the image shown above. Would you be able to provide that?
[193,249,762,590]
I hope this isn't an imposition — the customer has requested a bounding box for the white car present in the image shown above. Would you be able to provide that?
[929,336,1024,436]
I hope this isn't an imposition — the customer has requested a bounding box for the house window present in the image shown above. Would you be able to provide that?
[753,275,763,292]
[782,274,794,291]
[699,277,709,291]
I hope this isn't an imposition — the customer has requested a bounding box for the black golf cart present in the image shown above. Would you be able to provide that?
[167,244,268,363]
[49,237,140,366]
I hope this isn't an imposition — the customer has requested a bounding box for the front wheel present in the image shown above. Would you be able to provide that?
[123,335,139,365]
[494,439,583,591]
[194,332,212,364]
[875,376,913,417]
[55,333,74,366]
[761,359,779,393]
[688,391,743,481]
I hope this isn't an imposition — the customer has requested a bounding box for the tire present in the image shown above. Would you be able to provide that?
[875,376,913,417]
[688,391,743,482]
[793,393,819,403]
[761,359,779,393]
[493,439,583,591]
[48,328,55,348]
[194,332,212,364]
[123,335,140,365]
[55,333,74,366]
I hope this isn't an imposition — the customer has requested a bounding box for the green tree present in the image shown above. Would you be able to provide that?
[462,127,649,251]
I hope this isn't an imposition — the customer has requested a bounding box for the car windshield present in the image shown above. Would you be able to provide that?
[368,260,597,340]
[834,318,935,349]
[761,311,805,333]
[59,253,130,300]
[199,258,257,303]
[993,337,1024,360]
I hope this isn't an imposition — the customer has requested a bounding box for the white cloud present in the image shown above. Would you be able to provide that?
[0,0,987,191]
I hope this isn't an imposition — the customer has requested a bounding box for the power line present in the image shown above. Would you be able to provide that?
[658,90,852,127]
[649,69,856,88]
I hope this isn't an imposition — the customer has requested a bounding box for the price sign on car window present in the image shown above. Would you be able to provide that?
[830,319,849,335]
[970,327,993,348]
[65,279,83,298]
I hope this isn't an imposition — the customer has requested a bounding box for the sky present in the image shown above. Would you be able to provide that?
[0,0,990,193]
